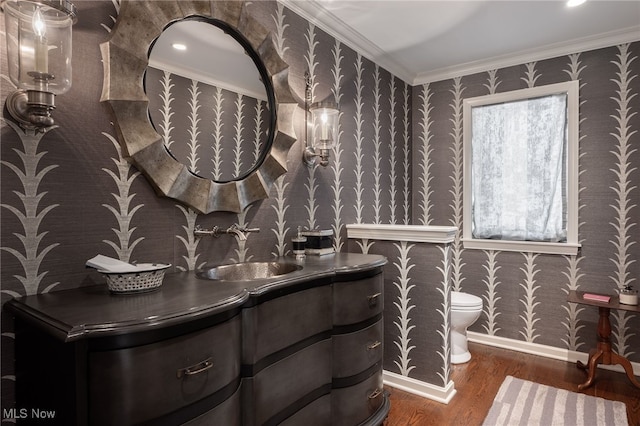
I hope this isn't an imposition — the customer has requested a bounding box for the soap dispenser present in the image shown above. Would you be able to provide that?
[292,227,307,259]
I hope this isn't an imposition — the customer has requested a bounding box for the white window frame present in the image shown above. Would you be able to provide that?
[462,81,580,255]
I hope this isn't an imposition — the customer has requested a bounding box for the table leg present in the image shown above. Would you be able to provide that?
[610,351,640,389]
[576,306,640,390]
[576,306,611,390]
[577,348,604,391]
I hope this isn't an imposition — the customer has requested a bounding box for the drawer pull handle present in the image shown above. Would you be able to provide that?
[368,388,383,400]
[177,358,213,378]
[367,292,381,307]
[367,341,382,350]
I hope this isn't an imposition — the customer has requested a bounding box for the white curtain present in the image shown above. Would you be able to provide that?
[471,94,567,242]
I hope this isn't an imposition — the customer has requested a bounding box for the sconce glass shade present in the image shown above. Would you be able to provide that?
[4,0,76,128]
[309,101,339,151]
[5,0,75,94]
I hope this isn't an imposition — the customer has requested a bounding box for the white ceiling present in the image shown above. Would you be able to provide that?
[283,0,640,85]
[148,20,267,100]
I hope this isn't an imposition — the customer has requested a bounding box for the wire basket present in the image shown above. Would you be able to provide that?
[101,264,170,294]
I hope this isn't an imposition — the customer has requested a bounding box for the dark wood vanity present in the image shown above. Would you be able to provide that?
[7,253,389,425]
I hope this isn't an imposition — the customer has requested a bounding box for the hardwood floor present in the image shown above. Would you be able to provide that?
[385,342,640,425]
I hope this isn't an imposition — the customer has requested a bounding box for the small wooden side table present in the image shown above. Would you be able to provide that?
[567,290,640,390]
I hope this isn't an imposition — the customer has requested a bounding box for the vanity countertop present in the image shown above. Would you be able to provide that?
[6,253,386,343]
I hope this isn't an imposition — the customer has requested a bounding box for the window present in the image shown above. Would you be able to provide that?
[462,81,580,255]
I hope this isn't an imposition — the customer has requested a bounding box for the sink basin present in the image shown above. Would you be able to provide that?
[197,261,302,281]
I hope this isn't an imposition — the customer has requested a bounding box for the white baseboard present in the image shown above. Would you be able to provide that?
[467,331,640,376]
[383,370,457,404]
[383,333,639,405]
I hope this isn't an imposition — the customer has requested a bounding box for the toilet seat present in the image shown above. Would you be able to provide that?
[452,291,483,311]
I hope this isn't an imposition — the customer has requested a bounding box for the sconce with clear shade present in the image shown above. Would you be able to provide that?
[303,101,339,167]
[4,0,77,130]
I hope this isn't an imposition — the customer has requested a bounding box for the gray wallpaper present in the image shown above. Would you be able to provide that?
[348,238,454,388]
[411,45,640,353]
[1,0,638,416]
[145,67,271,182]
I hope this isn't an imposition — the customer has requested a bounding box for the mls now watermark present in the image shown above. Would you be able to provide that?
[3,408,56,420]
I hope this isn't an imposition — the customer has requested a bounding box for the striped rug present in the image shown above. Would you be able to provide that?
[482,376,628,426]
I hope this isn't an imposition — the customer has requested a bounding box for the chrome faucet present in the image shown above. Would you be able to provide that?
[194,225,260,241]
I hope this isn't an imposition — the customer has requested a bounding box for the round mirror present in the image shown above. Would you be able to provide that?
[100,1,298,214]
[146,19,273,182]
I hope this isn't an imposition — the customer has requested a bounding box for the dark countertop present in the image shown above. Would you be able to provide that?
[6,253,386,342]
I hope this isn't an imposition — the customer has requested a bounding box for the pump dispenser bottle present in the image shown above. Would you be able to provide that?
[292,226,307,259]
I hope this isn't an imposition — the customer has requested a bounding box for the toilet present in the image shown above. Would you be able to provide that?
[451,291,483,364]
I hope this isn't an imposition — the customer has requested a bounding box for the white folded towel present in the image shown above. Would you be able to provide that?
[86,255,139,273]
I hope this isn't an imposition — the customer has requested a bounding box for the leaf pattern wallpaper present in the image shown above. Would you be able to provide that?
[410,44,640,379]
[145,67,270,181]
[1,0,639,415]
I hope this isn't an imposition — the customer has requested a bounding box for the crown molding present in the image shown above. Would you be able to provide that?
[280,0,640,87]
[412,25,640,85]
[279,0,414,83]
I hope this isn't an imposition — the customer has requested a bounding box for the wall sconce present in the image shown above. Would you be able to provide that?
[303,73,339,168]
[4,0,77,130]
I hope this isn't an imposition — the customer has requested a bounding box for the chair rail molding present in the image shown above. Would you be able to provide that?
[346,224,458,244]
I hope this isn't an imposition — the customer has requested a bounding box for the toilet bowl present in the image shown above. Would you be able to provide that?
[451,291,483,364]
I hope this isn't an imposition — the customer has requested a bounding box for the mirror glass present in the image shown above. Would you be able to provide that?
[146,19,272,182]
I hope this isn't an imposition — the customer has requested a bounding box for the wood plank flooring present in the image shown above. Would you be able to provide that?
[385,342,640,426]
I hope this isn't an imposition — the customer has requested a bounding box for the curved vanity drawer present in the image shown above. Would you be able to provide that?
[88,315,241,425]
[280,394,331,426]
[333,273,383,326]
[242,284,332,364]
[245,338,332,426]
[333,319,383,379]
[331,369,385,426]
[183,385,241,426]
